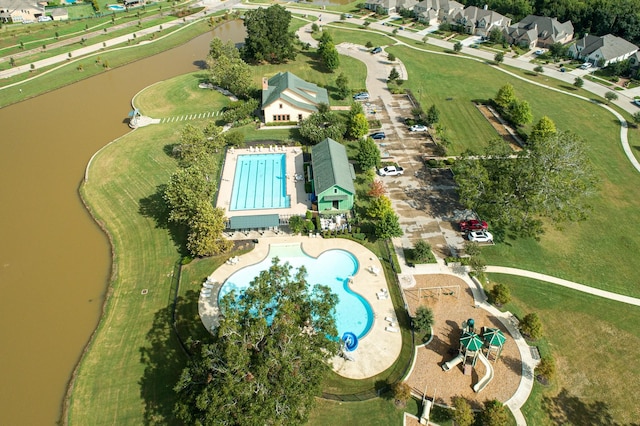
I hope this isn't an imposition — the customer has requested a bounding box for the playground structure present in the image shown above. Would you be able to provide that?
[405,284,461,303]
[419,385,436,425]
[441,318,506,393]
[339,331,358,361]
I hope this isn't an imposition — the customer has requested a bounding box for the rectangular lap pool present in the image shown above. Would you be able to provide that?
[230,154,291,211]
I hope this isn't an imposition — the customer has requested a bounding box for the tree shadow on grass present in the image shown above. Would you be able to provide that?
[139,299,188,425]
[138,185,189,256]
[541,388,626,426]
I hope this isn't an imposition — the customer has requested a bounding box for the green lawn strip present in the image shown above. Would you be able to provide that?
[388,44,640,297]
[628,125,640,164]
[308,396,420,425]
[0,19,212,108]
[249,0,363,14]
[134,71,233,117]
[175,257,223,343]
[72,124,187,424]
[322,26,395,51]
[491,274,640,425]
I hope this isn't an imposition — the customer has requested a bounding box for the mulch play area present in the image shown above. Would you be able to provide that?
[403,274,522,409]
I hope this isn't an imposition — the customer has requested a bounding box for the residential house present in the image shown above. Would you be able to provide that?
[413,0,463,25]
[397,0,419,15]
[312,138,356,213]
[0,0,45,23]
[569,34,639,67]
[504,15,574,49]
[446,6,511,37]
[261,71,329,124]
[364,0,397,14]
[629,51,640,68]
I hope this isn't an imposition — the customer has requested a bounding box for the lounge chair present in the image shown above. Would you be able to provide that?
[385,326,399,333]
[376,292,388,300]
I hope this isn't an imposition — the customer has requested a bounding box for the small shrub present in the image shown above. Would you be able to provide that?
[413,306,434,331]
[391,382,412,407]
[520,312,543,339]
[489,283,511,305]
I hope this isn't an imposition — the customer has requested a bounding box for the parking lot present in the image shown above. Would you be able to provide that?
[363,94,470,259]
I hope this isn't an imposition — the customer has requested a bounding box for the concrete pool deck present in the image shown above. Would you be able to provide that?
[216,146,310,219]
[198,236,402,379]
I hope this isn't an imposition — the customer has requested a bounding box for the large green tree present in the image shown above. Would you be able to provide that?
[356,137,381,170]
[335,72,350,99]
[174,260,339,425]
[454,129,597,238]
[206,37,253,98]
[298,106,345,144]
[241,5,296,64]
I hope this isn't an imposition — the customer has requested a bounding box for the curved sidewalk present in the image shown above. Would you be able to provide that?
[486,266,640,306]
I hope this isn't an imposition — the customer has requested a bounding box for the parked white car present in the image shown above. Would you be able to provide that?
[467,230,493,243]
[409,124,428,132]
[579,62,592,70]
[378,165,405,176]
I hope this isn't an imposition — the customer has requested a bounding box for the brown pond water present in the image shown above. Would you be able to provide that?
[0,21,245,425]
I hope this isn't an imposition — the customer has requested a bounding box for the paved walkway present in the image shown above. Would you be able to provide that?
[486,266,640,306]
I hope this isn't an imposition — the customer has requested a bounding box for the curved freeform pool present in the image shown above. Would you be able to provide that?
[219,243,373,339]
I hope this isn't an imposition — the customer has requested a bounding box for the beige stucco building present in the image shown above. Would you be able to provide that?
[261,71,329,124]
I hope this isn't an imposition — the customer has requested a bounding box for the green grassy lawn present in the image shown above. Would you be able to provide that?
[387,46,500,151]
[73,123,187,424]
[491,274,640,425]
[134,71,233,117]
[324,26,396,52]
[308,396,419,425]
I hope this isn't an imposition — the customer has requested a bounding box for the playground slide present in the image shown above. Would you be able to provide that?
[441,353,464,371]
[342,332,358,352]
[473,352,494,393]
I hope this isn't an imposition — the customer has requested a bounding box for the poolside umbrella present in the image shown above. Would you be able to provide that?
[483,328,506,347]
[460,332,484,352]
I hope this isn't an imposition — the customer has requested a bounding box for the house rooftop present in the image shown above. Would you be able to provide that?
[311,138,355,196]
[261,71,329,111]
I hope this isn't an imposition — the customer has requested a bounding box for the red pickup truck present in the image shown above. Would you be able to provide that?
[459,219,488,232]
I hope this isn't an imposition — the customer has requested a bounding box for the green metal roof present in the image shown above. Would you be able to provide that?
[261,71,329,111]
[229,214,280,230]
[460,332,484,351]
[311,138,355,196]
[483,328,506,347]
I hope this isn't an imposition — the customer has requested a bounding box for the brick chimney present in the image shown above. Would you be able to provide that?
[262,77,269,90]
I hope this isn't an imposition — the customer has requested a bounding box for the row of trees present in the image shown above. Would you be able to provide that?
[494,83,533,128]
[163,123,234,257]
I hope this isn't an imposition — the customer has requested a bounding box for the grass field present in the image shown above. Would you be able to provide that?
[133,72,233,117]
[492,274,640,425]
[73,123,188,424]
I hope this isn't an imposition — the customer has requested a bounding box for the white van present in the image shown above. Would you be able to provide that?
[38,16,52,22]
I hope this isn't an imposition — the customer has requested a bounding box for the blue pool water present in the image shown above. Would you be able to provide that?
[219,244,373,339]
[230,153,290,211]
[108,4,125,11]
